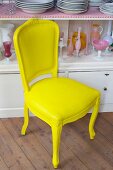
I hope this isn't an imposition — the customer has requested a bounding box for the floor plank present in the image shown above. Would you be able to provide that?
[2,118,53,170]
[71,115,113,169]
[0,155,8,170]
[0,120,35,170]
[28,117,88,170]
[101,112,113,125]
[95,113,113,145]
[1,113,113,170]
[62,121,113,170]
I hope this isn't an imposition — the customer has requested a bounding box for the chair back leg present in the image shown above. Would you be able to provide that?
[21,103,29,135]
[89,96,100,139]
[51,125,62,168]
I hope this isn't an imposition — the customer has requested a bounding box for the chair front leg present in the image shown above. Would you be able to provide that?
[89,96,100,139]
[21,103,29,135]
[51,125,62,168]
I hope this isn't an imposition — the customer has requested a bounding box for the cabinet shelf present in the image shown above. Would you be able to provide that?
[0,50,113,73]
[59,50,113,71]
[0,5,113,20]
[0,6,113,115]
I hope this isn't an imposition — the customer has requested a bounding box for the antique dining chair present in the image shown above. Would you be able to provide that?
[13,19,100,168]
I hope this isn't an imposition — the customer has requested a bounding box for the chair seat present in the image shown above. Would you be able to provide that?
[25,77,100,125]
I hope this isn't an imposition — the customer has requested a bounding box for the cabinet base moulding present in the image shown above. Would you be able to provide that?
[100,104,113,113]
[0,108,24,118]
[0,108,33,118]
[0,104,113,118]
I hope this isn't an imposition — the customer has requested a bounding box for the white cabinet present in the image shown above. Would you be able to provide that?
[68,70,113,111]
[0,19,113,117]
[0,73,24,108]
[0,67,113,118]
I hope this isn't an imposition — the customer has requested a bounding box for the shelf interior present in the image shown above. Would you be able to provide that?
[0,5,113,20]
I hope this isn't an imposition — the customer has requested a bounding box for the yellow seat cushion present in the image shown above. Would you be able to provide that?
[25,77,100,125]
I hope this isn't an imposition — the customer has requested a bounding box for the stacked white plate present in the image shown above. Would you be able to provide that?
[89,0,103,7]
[15,0,55,14]
[56,0,89,14]
[100,3,113,15]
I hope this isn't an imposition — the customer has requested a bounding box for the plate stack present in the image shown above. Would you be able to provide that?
[100,3,113,15]
[56,0,89,14]
[15,0,55,14]
[89,0,103,8]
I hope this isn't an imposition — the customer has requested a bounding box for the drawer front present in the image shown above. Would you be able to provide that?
[69,71,113,104]
[0,74,24,108]
[58,72,67,77]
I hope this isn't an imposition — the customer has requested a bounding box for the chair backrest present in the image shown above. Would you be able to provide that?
[13,19,59,92]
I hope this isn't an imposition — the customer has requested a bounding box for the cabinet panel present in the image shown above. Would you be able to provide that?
[103,71,113,104]
[58,72,67,77]
[0,74,24,108]
[69,71,113,104]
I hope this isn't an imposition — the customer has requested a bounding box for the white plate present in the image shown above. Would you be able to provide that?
[58,0,88,2]
[16,4,54,9]
[57,7,87,13]
[57,2,88,6]
[100,9,113,15]
[16,0,53,6]
[89,2,102,6]
[100,3,113,9]
[22,8,47,13]
[100,3,113,14]
[100,7,113,12]
[100,7,113,13]
[57,2,88,7]
[57,0,88,4]
[16,2,54,8]
[57,4,88,10]
[89,0,102,2]
[17,0,53,4]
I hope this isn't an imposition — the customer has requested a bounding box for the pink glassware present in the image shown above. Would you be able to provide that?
[93,40,109,58]
[3,41,12,62]
[60,31,64,39]
[91,24,103,50]
[75,27,81,56]
[67,33,74,56]
[85,21,91,55]
[91,25,103,41]
[93,40,109,51]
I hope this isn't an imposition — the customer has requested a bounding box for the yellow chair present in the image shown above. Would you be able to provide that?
[13,19,100,168]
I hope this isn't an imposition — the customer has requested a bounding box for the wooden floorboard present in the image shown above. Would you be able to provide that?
[28,118,88,170]
[1,112,113,170]
[62,120,113,170]
[0,155,8,170]
[0,120,35,170]
[71,115,113,169]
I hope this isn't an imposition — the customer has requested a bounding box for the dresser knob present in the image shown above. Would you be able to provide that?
[104,87,107,91]
[105,73,109,76]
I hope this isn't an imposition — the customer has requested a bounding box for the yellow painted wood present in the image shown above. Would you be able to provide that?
[52,125,62,168]
[89,97,100,139]
[13,19,100,168]
[21,104,29,135]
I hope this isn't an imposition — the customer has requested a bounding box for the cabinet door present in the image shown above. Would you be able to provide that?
[103,71,113,104]
[58,72,67,77]
[69,71,113,104]
[0,74,24,108]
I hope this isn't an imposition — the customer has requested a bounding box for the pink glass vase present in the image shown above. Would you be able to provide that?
[93,40,109,59]
[67,33,74,56]
[91,24,103,46]
[3,41,12,62]
[75,27,81,57]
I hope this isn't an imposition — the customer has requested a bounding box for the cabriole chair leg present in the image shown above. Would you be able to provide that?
[89,97,100,139]
[52,125,62,168]
[21,104,29,135]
